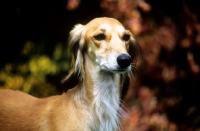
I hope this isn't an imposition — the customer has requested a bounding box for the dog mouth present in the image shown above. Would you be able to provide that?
[111,69,129,73]
[100,62,131,73]
[102,67,130,74]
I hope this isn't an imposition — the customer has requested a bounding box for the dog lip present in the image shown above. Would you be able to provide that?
[101,68,127,73]
[113,68,127,71]
[109,68,129,73]
[101,65,130,73]
[109,70,128,74]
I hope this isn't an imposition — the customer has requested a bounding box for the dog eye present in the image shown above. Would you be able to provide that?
[94,34,106,41]
[122,34,130,41]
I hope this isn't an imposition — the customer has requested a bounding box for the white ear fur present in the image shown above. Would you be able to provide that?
[68,24,85,80]
[69,24,85,49]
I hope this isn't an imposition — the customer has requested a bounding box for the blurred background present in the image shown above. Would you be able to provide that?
[1,0,200,130]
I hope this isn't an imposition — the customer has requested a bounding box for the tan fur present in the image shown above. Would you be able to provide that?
[0,17,139,131]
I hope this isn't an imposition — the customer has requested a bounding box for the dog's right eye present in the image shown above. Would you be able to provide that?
[94,34,106,41]
[122,34,130,41]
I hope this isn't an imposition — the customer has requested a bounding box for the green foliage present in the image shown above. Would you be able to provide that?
[0,41,71,97]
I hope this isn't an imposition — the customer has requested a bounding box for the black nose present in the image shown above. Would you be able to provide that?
[117,54,132,68]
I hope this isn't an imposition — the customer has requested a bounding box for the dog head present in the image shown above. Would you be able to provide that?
[69,17,139,77]
[66,17,139,81]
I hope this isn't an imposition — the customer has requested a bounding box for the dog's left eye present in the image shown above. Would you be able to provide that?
[94,34,106,41]
[122,34,130,41]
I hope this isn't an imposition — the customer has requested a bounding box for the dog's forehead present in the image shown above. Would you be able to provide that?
[86,17,125,32]
[99,24,125,33]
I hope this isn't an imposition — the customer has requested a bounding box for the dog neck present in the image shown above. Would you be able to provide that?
[77,55,122,131]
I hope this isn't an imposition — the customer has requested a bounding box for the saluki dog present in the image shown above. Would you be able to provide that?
[0,17,139,131]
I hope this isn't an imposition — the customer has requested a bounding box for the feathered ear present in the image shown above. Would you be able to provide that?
[120,75,130,101]
[62,24,85,84]
[128,36,140,64]
[120,35,140,100]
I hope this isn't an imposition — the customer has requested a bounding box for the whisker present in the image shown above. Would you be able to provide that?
[131,63,140,74]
